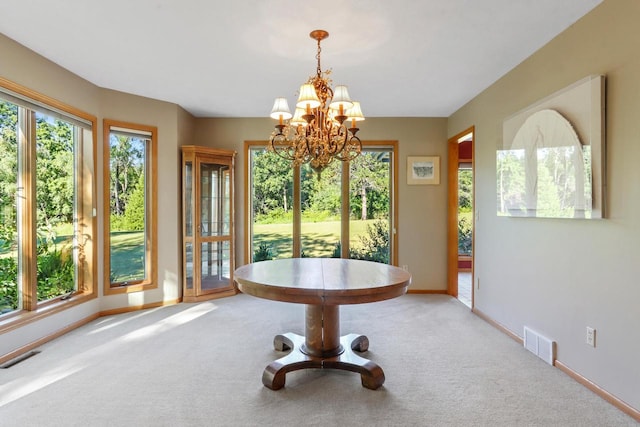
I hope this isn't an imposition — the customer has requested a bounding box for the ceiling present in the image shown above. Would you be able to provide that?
[0,0,602,118]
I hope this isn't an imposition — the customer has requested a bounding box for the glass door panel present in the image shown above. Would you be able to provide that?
[300,161,343,258]
[200,241,230,290]
[185,242,193,290]
[197,157,232,296]
[185,161,193,237]
[348,149,392,264]
[181,146,235,301]
[249,148,293,260]
[200,162,230,237]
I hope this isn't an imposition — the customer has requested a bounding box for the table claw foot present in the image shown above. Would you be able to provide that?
[307,334,385,389]
[262,360,288,390]
[263,333,321,390]
[326,350,386,390]
[273,333,294,351]
[357,360,385,390]
[345,333,369,352]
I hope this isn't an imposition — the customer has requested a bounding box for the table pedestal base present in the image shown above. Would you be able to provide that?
[262,304,386,390]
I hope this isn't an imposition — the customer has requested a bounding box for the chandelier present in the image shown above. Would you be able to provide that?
[268,30,364,176]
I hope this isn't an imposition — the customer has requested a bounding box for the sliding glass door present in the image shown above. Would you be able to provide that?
[246,142,397,265]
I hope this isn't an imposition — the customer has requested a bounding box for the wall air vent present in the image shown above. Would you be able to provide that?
[0,350,41,369]
[523,326,555,365]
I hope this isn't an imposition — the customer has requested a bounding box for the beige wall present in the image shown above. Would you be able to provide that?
[98,89,185,311]
[0,35,190,352]
[448,0,640,410]
[193,117,449,290]
[0,33,99,114]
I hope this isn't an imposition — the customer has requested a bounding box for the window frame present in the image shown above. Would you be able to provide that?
[0,77,97,333]
[102,119,158,295]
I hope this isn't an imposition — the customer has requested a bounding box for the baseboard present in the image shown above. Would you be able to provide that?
[472,307,523,344]
[473,307,639,422]
[0,299,182,364]
[0,312,100,366]
[407,289,448,295]
[555,360,640,422]
[183,288,237,302]
[98,298,181,316]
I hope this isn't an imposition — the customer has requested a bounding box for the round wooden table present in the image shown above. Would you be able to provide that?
[234,258,411,390]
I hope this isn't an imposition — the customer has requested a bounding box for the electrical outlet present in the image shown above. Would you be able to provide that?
[401,265,409,272]
[586,327,596,347]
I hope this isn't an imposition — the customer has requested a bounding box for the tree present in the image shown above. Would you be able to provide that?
[349,152,389,220]
[0,101,18,239]
[35,116,74,227]
[123,173,145,230]
[109,134,144,216]
[458,169,473,211]
[497,150,526,215]
[304,160,342,217]
[350,220,390,264]
[251,150,294,216]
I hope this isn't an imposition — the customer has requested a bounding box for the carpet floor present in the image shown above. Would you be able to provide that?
[0,294,636,426]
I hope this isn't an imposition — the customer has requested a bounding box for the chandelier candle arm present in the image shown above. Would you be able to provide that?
[268,29,364,176]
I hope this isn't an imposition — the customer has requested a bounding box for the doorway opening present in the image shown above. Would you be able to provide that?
[447,128,474,308]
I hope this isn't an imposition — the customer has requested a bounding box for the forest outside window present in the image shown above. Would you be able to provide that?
[0,78,96,322]
[103,120,157,294]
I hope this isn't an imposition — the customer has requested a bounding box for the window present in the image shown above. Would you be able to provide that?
[245,141,397,265]
[0,78,96,321]
[103,120,157,294]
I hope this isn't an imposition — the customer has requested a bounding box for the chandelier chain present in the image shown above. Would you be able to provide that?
[316,38,322,77]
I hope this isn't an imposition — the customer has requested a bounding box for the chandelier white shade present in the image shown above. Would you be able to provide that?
[270,98,292,122]
[268,30,364,175]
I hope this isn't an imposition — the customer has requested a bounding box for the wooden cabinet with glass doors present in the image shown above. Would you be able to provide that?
[181,146,236,302]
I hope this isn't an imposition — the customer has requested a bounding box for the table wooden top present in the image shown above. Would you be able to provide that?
[234,258,412,305]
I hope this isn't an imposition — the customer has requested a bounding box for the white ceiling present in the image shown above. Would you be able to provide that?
[0,0,602,118]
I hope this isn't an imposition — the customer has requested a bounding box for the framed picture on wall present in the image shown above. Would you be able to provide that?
[407,156,440,185]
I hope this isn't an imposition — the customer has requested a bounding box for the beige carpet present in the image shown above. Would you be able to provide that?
[0,294,636,426]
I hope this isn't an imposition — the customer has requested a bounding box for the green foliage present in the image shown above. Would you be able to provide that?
[253,242,274,262]
[304,161,342,216]
[458,215,473,255]
[497,147,592,218]
[37,248,74,301]
[35,117,75,228]
[252,149,391,225]
[251,150,294,216]
[301,210,338,223]
[0,256,18,313]
[110,214,127,231]
[0,238,74,312]
[255,207,292,224]
[349,152,390,220]
[123,174,145,230]
[497,150,526,215]
[0,101,18,233]
[458,169,473,210]
[331,242,342,258]
[350,220,390,264]
[109,134,144,216]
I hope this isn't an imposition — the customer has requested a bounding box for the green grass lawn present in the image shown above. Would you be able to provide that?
[5,220,381,280]
[254,219,378,259]
[109,231,145,283]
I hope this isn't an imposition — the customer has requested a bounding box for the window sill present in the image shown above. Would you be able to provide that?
[0,291,97,334]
